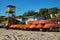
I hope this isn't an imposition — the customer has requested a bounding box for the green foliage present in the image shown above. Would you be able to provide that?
[39,8,48,16]
[16,7,60,19]
[22,11,36,17]
[0,16,5,23]
[48,7,59,14]
[16,15,22,18]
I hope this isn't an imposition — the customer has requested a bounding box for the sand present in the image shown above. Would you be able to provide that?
[0,28,59,40]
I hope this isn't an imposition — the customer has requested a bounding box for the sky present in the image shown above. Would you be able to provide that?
[0,0,60,16]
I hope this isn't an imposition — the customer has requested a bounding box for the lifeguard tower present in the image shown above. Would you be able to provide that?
[5,1,16,27]
[6,4,16,17]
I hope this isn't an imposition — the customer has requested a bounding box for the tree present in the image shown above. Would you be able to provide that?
[22,11,35,17]
[57,9,60,13]
[0,16,5,23]
[48,7,58,14]
[48,7,59,18]
[17,7,60,19]
[16,15,22,18]
[39,8,48,16]
[34,12,39,16]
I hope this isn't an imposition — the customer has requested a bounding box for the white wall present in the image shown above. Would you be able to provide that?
[50,14,54,18]
[26,17,35,24]
[17,18,22,22]
[55,13,60,17]
[58,22,60,24]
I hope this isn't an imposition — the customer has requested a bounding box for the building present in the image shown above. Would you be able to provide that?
[58,20,60,24]
[17,16,46,24]
[49,13,60,18]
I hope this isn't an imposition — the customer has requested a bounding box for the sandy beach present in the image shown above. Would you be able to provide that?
[0,28,59,40]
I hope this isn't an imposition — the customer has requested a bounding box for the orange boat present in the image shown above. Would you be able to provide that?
[29,25,36,28]
[36,24,43,28]
[43,24,58,28]
[51,24,60,28]
[32,20,39,25]
[43,24,51,28]
[28,21,33,25]
[16,24,23,28]
[9,24,18,28]
[24,24,30,29]
[39,20,49,24]
[20,25,25,29]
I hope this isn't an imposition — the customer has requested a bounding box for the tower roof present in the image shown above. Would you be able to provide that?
[7,5,16,8]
